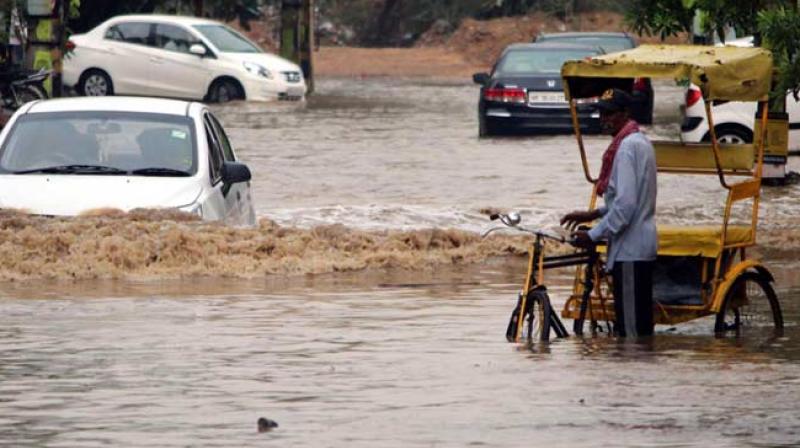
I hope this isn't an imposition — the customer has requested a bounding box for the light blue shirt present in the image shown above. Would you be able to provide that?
[588,132,657,270]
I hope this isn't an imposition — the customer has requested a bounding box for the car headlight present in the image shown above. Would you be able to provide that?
[179,202,203,218]
[243,61,273,79]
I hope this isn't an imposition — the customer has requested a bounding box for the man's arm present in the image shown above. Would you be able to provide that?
[560,208,604,230]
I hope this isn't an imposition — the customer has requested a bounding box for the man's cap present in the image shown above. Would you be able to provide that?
[595,88,632,113]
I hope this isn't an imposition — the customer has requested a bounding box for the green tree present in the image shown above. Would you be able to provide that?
[758,6,800,100]
[68,0,261,33]
[626,0,800,102]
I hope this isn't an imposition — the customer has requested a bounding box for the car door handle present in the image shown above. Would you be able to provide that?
[150,57,163,64]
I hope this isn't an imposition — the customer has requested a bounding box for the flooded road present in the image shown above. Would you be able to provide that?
[2,78,800,446]
[220,78,800,232]
[2,265,799,447]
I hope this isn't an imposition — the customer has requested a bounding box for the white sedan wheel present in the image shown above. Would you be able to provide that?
[717,133,747,144]
[83,73,111,96]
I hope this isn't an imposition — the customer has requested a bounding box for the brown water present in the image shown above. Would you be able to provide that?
[2,78,800,446]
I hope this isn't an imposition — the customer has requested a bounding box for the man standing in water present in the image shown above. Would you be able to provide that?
[561,88,657,337]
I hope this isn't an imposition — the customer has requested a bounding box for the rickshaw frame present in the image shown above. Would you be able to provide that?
[506,45,784,342]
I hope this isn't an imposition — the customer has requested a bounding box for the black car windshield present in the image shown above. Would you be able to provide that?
[0,112,197,175]
[193,24,261,53]
[537,36,633,53]
[495,48,597,75]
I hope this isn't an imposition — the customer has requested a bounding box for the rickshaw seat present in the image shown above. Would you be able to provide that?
[657,225,752,258]
[653,141,754,174]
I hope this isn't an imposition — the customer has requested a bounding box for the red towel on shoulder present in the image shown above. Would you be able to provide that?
[596,120,640,196]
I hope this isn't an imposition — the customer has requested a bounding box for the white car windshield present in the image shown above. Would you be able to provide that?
[193,24,261,53]
[496,49,597,75]
[0,112,197,176]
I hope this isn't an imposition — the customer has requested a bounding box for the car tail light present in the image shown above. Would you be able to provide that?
[66,40,76,51]
[685,87,702,107]
[484,87,526,103]
[633,77,648,92]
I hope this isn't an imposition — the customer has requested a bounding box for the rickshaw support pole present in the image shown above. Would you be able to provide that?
[568,98,597,185]
[755,101,769,180]
[703,99,731,189]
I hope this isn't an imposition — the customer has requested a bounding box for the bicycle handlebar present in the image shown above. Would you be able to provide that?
[482,212,569,243]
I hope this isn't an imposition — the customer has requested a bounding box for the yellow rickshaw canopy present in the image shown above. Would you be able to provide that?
[562,44,773,101]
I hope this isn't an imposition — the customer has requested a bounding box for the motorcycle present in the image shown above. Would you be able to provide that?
[0,67,50,110]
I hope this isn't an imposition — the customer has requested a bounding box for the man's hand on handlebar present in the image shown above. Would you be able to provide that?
[570,230,594,249]
[560,209,601,231]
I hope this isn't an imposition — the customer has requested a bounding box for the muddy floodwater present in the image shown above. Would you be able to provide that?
[2,78,800,447]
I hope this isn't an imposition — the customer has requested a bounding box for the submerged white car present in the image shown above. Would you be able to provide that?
[64,14,306,102]
[0,96,256,225]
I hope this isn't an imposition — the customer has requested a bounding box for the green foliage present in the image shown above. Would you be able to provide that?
[625,0,693,39]
[625,0,770,43]
[70,0,80,18]
[626,0,800,105]
[758,6,800,99]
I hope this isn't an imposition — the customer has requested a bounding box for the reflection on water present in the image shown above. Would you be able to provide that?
[1,263,799,447]
[2,78,800,446]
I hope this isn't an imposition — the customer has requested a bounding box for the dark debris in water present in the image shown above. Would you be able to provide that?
[257,417,279,433]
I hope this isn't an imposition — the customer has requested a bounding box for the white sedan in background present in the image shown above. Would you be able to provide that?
[0,96,256,225]
[681,36,797,179]
[681,84,799,179]
[64,14,306,102]
[681,85,800,147]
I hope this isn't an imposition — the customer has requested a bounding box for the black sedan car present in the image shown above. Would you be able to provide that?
[534,32,654,124]
[473,42,603,137]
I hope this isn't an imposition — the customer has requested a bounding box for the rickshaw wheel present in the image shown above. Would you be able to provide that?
[714,272,783,336]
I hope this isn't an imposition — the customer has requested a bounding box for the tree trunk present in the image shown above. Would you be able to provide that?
[370,0,402,46]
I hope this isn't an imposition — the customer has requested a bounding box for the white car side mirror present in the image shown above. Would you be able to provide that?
[189,44,207,57]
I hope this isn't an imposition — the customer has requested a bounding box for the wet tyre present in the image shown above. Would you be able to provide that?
[714,272,783,337]
[704,125,753,145]
[79,69,113,97]
[538,291,553,342]
[525,290,551,342]
[209,79,243,103]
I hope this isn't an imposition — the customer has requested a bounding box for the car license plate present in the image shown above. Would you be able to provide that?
[528,91,566,105]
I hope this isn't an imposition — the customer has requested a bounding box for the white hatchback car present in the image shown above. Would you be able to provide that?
[0,96,256,225]
[64,14,307,102]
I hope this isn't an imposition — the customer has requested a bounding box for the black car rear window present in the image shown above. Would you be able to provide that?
[537,36,634,53]
[495,49,597,75]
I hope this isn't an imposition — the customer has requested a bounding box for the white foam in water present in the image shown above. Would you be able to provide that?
[263,204,564,234]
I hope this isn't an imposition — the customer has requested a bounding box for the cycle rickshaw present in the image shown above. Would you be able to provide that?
[493,45,784,342]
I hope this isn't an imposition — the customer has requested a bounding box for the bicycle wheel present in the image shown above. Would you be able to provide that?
[714,272,783,337]
[525,290,551,342]
[506,291,535,342]
[524,292,541,341]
